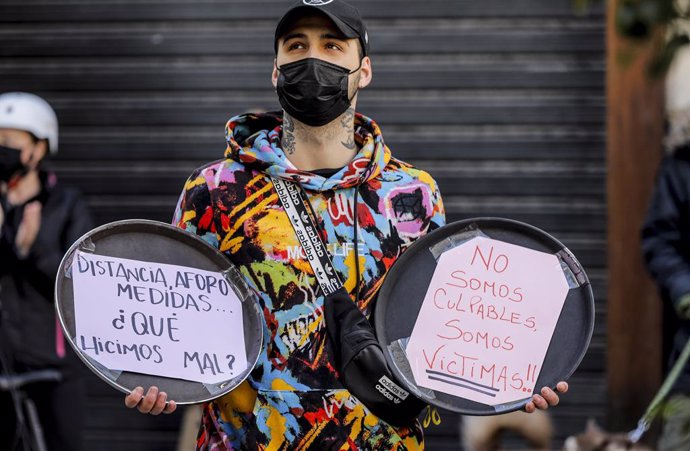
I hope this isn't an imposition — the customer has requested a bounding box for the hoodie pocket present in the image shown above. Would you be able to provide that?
[250,388,374,449]
[213,386,422,450]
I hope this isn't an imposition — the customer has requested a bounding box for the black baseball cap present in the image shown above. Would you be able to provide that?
[274,0,369,56]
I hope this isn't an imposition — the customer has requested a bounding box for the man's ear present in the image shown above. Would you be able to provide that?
[358,56,372,89]
[272,58,279,89]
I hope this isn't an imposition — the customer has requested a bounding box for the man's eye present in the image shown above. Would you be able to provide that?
[289,43,306,50]
[326,43,342,51]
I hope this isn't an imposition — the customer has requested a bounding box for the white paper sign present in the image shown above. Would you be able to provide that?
[71,251,248,384]
[405,236,569,406]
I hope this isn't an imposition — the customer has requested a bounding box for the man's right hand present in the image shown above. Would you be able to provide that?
[15,201,41,257]
[125,386,177,415]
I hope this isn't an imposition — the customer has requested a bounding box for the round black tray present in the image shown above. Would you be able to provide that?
[375,217,595,415]
[55,219,263,404]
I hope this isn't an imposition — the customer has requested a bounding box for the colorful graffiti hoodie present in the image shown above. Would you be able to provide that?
[173,111,445,450]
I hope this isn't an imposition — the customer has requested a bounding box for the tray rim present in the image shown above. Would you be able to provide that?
[374,216,595,415]
[54,218,264,405]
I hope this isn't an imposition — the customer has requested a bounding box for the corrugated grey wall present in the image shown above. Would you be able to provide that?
[0,1,605,449]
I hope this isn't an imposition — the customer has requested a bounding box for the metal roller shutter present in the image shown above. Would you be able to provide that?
[0,1,606,449]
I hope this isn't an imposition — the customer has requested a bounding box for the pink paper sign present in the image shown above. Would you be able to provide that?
[71,251,248,385]
[405,236,569,406]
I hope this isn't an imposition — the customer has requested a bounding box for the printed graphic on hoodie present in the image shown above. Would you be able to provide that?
[173,112,445,450]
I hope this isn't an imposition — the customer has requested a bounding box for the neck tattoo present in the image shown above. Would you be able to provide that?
[341,107,357,151]
[283,114,296,155]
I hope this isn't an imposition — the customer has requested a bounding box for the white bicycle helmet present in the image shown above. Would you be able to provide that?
[667,45,690,115]
[665,45,690,151]
[0,92,58,154]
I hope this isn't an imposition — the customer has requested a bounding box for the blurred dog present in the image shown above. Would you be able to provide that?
[562,419,654,451]
[461,410,553,451]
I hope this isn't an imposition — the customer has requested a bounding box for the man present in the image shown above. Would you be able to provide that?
[0,92,93,450]
[126,1,567,449]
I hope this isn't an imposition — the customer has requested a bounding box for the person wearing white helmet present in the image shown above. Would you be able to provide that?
[642,45,690,451]
[0,92,93,451]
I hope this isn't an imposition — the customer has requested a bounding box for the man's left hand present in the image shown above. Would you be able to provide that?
[524,381,568,412]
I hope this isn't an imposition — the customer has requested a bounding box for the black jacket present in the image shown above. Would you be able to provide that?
[642,145,690,391]
[0,172,93,368]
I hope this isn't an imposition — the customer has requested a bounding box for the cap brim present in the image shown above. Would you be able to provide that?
[275,5,359,50]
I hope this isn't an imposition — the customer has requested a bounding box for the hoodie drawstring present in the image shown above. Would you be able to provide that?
[353,186,361,305]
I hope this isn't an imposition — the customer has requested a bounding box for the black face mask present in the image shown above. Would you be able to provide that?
[0,145,25,182]
[277,58,361,127]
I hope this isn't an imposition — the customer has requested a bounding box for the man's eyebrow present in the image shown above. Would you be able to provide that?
[281,32,307,43]
[281,31,351,46]
[322,33,350,44]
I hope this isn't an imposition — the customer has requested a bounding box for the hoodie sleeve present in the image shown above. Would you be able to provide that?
[417,169,446,234]
[428,174,446,233]
[642,154,690,308]
[172,167,222,250]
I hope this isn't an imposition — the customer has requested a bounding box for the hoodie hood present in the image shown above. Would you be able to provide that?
[223,111,391,191]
